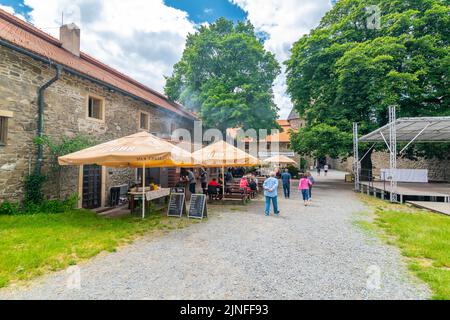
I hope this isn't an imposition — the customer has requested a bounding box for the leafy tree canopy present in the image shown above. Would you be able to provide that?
[286,0,449,159]
[290,124,353,159]
[165,18,281,133]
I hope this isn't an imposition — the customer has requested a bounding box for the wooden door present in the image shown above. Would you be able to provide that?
[82,165,102,209]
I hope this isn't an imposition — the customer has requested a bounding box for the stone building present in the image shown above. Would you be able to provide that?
[228,112,313,171]
[287,109,306,131]
[0,10,196,208]
[260,120,296,160]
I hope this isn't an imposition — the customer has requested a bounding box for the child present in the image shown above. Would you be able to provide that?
[299,174,312,206]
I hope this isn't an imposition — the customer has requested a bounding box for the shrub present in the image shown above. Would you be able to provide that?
[27,194,79,214]
[24,173,47,205]
[38,200,66,214]
[22,202,42,215]
[62,194,79,211]
[0,201,20,216]
[286,165,300,179]
[300,158,308,171]
[1,194,79,215]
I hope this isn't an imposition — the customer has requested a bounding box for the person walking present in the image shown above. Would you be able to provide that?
[299,174,312,206]
[187,169,196,195]
[281,169,292,199]
[324,164,329,176]
[263,172,280,216]
[306,172,315,201]
[316,165,321,176]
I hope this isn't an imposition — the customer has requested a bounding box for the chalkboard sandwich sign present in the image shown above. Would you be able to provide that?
[188,194,208,220]
[167,192,186,218]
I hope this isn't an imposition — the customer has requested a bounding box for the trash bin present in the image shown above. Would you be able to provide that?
[345,174,353,183]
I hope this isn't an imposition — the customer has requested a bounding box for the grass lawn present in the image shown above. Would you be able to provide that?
[360,195,450,300]
[0,209,197,289]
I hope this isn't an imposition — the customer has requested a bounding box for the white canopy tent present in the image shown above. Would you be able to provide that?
[353,106,450,202]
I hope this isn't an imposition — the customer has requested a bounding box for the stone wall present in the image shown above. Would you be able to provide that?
[329,151,450,182]
[0,45,194,205]
[288,118,306,131]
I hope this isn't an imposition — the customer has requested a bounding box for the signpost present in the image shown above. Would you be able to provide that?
[188,194,208,220]
[167,192,186,218]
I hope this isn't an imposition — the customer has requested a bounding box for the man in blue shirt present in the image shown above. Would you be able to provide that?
[263,172,280,216]
[281,169,292,199]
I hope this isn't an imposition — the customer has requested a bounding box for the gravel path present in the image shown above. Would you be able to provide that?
[0,171,430,300]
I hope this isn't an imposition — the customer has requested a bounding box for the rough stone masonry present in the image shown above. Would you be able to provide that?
[0,44,194,205]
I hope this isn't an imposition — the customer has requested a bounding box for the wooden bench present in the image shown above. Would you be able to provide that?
[207,185,223,201]
[223,185,250,204]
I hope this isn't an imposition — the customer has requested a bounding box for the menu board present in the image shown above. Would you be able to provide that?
[167,193,186,218]
[188,194,207,220]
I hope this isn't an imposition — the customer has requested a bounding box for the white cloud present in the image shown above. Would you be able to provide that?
[0,4,26,20]
[5,0,331,120]
[0,4,14,13]
[22,0,196,94]
[231,0,331,118]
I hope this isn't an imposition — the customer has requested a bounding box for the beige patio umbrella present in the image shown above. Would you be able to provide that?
[59,131,195,219]
[263,155,297,165]
[192,140,260,195]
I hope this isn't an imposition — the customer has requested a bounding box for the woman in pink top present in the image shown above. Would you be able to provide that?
[240,175,251,192]
[299,174,312,206]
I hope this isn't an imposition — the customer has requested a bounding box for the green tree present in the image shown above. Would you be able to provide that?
[165,18,281,133]
[286,0,449,169]
[291,124,353,159]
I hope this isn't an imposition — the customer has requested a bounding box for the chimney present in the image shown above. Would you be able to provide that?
[60,23,80,57]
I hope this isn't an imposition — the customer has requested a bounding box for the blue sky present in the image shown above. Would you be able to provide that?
[2,0,248,24]
[0,0,332,119]
[164,0,247,24]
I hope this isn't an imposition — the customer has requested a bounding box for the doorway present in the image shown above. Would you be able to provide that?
[82,165,102,209]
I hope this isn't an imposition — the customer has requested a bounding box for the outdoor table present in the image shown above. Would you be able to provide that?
[128,188,171,213]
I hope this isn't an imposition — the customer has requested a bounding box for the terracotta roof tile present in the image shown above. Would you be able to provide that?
[0,9,196,120]
[265,121,293,143]
[228,121,294,143]
[276,120,290,126]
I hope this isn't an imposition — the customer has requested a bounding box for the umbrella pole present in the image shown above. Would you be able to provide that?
[142,163,146,219]
[222,166,225,198]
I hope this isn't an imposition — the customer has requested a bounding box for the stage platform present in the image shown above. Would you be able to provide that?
[407,201,450,216]
[358,181,450,203]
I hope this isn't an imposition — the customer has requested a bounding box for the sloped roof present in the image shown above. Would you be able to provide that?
[277,120,290,126]
[287,109,300,121]
[227,120,293,143]
[0,9,196,120]
[265,120,292,143]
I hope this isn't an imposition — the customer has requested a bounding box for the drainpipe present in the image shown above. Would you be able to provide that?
[36,64,63,174]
